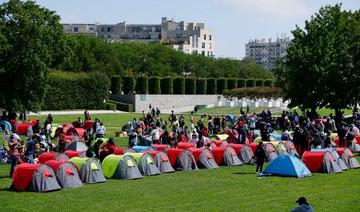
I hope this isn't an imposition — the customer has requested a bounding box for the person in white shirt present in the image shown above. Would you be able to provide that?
[96,122,106,138]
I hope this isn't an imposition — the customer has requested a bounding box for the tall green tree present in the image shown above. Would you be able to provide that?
[0,0,66,111]
[275,4,360,114]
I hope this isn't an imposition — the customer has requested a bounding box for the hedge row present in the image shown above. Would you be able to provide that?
[43,71,110,110]
[110,76,274,95]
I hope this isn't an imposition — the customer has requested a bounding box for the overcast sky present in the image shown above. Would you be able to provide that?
[7,0,360,58]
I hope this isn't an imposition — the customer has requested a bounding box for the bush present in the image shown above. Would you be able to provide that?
[255,79,264,87]
[196,78,207,94]
[173,78,185,94]
[148,77,161,94]
[264,79,273,87]
[227,78,237,90]
[224,87,283,100]
[246,79,255,87]
[217,78,228,94]
[42,71,110,110]
[185,78,196,94]
[160,77,173,94]
[107,100,134,112]
[110,75,121,95]
[237,78,246,88]
[104,102,116,110]
[122,75,135,94]
[206,78,217,94]
[135,76,148,94]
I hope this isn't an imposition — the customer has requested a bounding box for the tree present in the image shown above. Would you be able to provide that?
[0,0,67,111]
[275,4,360,115]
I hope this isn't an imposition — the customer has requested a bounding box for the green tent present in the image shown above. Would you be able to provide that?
[69,157,106,184]
[102,154,142,180]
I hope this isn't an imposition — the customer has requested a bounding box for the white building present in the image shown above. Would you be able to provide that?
[62,17,214,57]
[245,36,291,70]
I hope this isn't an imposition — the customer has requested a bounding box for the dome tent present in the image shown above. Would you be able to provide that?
[263,143,278,162]
[69,157,106,183]
[45,160,83,189]
[263,155,312,178]
[124,152,160,176]
[227,143,254,163]
[188,147,218,169]
[338,148,360,169]
[142,150,175,173]
[166,148,198,171]
[38,152,69,164]
[102,154,143,180]
[311,148,348,171]
[302,151,343,174]
[211,146,242,166]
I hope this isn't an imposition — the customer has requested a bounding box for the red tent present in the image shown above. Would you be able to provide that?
[152,144,170,152]
[211,140,227,147]
[38,152,57,164]
[12,163,41,191]
[45,160,63,171]
[16,121,36,135]
[227,143,243,154]
[211,146,227,165]
[335,148,345,157]
[301,151,326,173]
[64,150,81,159]
[177,142,196,149]
[188,147,203,162]
[356,136,360,144]
[249,143,258,154]
[114,147,135,155]
[167,148,184,167]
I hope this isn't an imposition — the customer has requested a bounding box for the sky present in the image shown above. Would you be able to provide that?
[8,0,360,59]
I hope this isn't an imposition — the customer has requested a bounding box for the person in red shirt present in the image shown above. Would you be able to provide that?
[9,135,22,177]
[99,138,117,161]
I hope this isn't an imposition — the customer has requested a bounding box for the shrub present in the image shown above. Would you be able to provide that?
[206,78,217,94]
[217,78,228,94]
[185,78,196,94]
[110,75,121,95]
[237,78,246,88]
[224,87,283,100]
[227,78,237,90]
[264,79,273,87]
[255,79,264,87]
[107,100,134,112]
[148,77,161,94]
[196,78,207,94]
[135,76,149,94]
[42,71,110,110]
[160,77,173,94]
[104,102,116,110]
[246,79,255,87]
[122,75,135,94]
[173,77,185,94]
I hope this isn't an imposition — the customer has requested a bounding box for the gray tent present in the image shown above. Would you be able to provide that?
[45,160,83,189]
[124,153,161,176]
[66,141,88,152]
[341,148,360,169]
[264,143,278,162]
[31,165,62,192]
[170,149,198,171]
[223,146,242,166]
[322,152,343,174]
[148,151,175,173]
[285,141,299,156]
[311,149,348,171]
[238,145,254,164]
[102,154,143,180]
[191,148,218,169]
[276,142,288,156]
[55,153,69,162]
[349,139,360,152]
[69,157,106,184]
[210,140,228,148]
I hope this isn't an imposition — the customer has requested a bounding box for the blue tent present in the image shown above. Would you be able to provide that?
[263,155,312,178]
[132,145,154,153]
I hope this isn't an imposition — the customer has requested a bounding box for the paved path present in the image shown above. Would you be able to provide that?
[28,110,127,116]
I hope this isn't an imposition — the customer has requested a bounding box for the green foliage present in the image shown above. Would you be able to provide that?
[237,79,246,88]
[216,78,228,94]
[227,78,237,90]
[110,75,122,95]
[135,76,148,94]
[122,75,135,94]
[148,77,161,94]
[104,102,116,110]
[275,4,360,111]
[196,79,207,94]
[206,78,217,94]
[185,78,196,94]
[43,71,110,110]
[246,79,255,87]
[264,79,273,87]
[224,87,283,100]
[0,0,67,111]
[107,100,134,112]
[160,77,173,94]
[255,79,264,87]
[173,78,185,94]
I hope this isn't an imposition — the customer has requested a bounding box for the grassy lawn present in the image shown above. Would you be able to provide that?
[1,113,360,211]
[193,107,271,116]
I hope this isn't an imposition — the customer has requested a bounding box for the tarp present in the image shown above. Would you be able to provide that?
[263,155,312,178]
[12,163,41,191]
[177,142,196,149]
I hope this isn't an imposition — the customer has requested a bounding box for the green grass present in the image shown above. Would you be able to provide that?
[1,113,360,211]
[193,107,271,115]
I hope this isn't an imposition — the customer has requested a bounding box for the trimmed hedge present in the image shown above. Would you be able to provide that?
[217,78,228,94]
[110,75,121,95]
[148,77,161,94]
[122,75,135,94]
[107,100,134,112]
[227,78,237,90]
[255,79,264,87]
[43,71,110,110]
[196,78,207,94]
[246,79,255,87]
[160,77,173,94]
[104,102,116,110]
[264,79,273,87]
[173,78,185,94]
[185,78,196,94]
[136,76,149,94]
[206,78,217,94]
[237,78,246,88]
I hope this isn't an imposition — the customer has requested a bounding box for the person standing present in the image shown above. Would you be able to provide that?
[9,135,21,177]
[291,197,314,212]
[96,122,106,139]
[254,141,266,176]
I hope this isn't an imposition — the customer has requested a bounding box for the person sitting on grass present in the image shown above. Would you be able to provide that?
[254,141,266,176]
[291,197,314,212]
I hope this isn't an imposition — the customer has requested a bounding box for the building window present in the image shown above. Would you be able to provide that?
[209,35,212,40]
[202,42,205,48]
[107,27,111,32]
[73,27,78,32]
[204,34,206,40]
[209,43,212,49]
